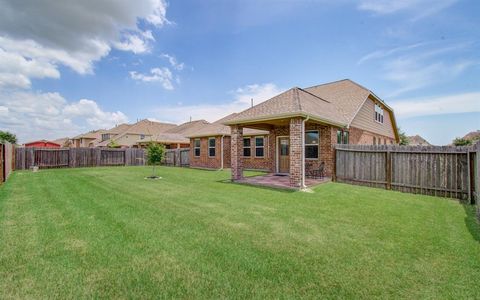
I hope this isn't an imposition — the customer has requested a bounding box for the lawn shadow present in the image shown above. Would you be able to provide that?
[216,179,296,194]
[463,204,480,243]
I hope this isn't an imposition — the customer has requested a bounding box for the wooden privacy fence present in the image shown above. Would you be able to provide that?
[163,148,190,167]
[1,142,14,183]
[15,147,146,170]
[334,143,479,203]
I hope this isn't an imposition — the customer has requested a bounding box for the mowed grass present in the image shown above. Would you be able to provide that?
[0,167,479,299]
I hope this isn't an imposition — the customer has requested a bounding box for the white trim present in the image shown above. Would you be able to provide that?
[305,130,319,160]
[208,137,216,158]
[194,138,201,157]
[275,135,289,174]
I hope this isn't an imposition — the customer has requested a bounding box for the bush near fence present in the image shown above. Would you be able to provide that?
[334,142,479,204]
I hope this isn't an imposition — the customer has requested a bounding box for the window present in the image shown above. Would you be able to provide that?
[208,137,216,157]
[255,136,264,157]
[305,130,319,159]
[101,133,110,142]
[243,138,251,157]
[375,103,384,123]
[373,136,376,145]
[194,139,200,157]
[140,134,145,140]
[337,130,349,144]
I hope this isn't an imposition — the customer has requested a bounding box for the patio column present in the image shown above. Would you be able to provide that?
[230,125,244,181]
[289,117,303,188]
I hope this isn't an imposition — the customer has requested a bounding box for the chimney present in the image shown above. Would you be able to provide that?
[251,98,254,107]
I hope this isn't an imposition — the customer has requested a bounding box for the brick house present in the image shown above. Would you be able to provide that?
[223,79,399,188]
[187,114,269,170]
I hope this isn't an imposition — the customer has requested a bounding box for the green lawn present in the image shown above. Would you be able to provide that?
[0,166,479,299]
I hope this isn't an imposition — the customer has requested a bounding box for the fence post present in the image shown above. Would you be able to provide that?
[96,148,101,167]
[475,142,479,220]
[386,150,392,190]
[332,145,337,182]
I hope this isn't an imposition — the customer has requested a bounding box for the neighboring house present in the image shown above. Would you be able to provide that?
[96,119,177,148]
[71,130,107,148]
[187,114,269,170]
[407,135,431,146]
[94,123,133,147]
[223,79,399,188]
[52,137,72,147]
[137,119,210,149]
[462,130,480,143]
[24,140,61,148]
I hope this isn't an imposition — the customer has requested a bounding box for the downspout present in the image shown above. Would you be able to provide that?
[302,116,310,189]
[220,135,225,170]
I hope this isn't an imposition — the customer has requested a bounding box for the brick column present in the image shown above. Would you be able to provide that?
[289,118,303,188]
[230,125,244,181]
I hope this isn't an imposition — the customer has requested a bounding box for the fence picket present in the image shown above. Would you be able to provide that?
[334,143,479,203]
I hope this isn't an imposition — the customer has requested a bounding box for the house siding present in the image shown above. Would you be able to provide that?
[350,96,396,139]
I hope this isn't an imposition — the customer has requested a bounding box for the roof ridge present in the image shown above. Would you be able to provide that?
[303,78,352,90]
[297,87,331,103]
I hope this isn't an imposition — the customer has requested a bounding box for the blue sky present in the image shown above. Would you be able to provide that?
[0,0,478,144]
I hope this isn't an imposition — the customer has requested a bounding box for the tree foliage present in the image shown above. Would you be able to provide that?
[0,131,17,144]
[398,128,409,146]
[146,142,165,177]
[452,138,472,146]
[107,139,121,148]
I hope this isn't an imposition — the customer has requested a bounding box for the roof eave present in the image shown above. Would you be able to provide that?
[223,112,347,128]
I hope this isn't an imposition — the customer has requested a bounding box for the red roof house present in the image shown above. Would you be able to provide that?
[24,140,61,148]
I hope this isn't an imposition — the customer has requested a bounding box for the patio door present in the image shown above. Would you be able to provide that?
[278,137,289,174]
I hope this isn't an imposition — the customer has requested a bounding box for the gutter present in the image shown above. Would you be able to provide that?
[301,115,310,189]
[220,135,225,170]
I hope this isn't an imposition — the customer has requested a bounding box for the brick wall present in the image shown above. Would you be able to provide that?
[189,136,231,169]
[289,118,303,187]
[231,125,243,180]
[242,136,271,171]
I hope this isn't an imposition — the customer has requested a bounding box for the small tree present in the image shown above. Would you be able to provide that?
[146,142,165,178]
[398,128,409,145]
[453,137,472,146]
[0,131,17,144]
[107,139,121,148]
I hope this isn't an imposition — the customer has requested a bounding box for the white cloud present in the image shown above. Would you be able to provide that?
[0,91,128,143]
[357,0,458,19]
[161,53,185,71]
[359,42,478,97]
[391,92,480,119]
[153,83,284,123]
[0,0,168,87]
[130,67,174,90]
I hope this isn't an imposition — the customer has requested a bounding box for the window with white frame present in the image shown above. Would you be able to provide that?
[336,130,349,144]
[255,136,264,157]
[243,138,251,157]
[208,137,216,157]
[194,138,201,157]
[305,130,319,159]
[375,103,384,123]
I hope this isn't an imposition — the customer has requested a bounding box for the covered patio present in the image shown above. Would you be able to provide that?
[237,173,330,190]
[222,87,351,190]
